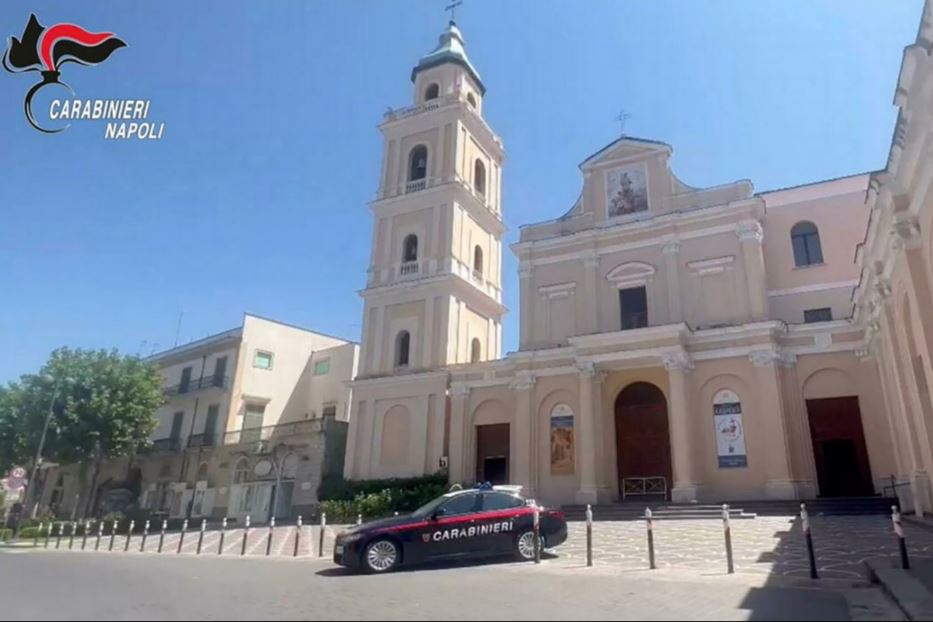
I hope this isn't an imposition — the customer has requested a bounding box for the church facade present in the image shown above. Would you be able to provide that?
[344,10,933,511]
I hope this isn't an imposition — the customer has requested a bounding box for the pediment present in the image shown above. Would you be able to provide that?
[580,136,672,171]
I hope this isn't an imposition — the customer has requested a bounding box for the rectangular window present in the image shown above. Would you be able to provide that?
[213,356,228,387]
[170,411,184,440]
[253,350,273,370]
[204,404,220,444]
[241,404,265,444]
[313,359,331,376]
[322,404,337,419]
[804,308,833,323]
[179,366,192,393]
[619,287,648,330]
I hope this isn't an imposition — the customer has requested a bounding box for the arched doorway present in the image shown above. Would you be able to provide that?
[615,382,673,500]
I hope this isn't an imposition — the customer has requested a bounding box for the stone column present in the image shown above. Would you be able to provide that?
[519,264,534,349]
[776,352,817,498]
[749,349,798,499]
[448,385,470,483]
[575,362,600,504]
[662,351,699,502]
[661,237,683,323]
[510,373,536,496]
[582,251,600,334]
[736,220,767,321]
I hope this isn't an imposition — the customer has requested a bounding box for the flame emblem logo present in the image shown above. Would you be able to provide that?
[2,14,126,133]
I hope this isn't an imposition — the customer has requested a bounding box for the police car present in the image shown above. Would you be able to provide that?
[333,484,567,573]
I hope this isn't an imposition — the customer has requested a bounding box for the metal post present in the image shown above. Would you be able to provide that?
[356,513,362,526]
[197,519,206,555]
[318,512,326,558]
[177,519,188,554]
[218,518,226,555]
[893,505,910,570]
[722,504,734,574]
[293,516,302,557]
[241,515,250,556]
[108,520,117,551]
[158,519,167,553]
[125,520,135,552]
[95,521,104,551]
[532,504,541,564]
[55,522,64,549]
[44,522,51,549]
[801,504,818,579]
[266,517,275,556]
[645,508,656,570]
[68,521,76,549]
[140,520,150,553]
[33,522,42,548]
[585,504,593,567]
[81,521,90,550]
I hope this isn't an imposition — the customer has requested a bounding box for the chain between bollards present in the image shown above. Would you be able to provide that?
[722,504,734,574]
[197,519,206,555]
[585,504,593,567]
[218,518,227,555]
[95,520,104,551]
[124,520,135,552]
[801,503,818,579]
[893,505,910,570]
[318,513,326,558]
[532,504,541,564]
[645,507,656,570]
[158,519,167,553]
[241,515,251,556]
[81,521,91,550]
[140,520,150,553]
[266,517,275,556]
[293,516,302,557]
[108,520,117,552]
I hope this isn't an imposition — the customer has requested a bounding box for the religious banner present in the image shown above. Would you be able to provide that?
[606,163,648,217]
[549,403,575,475]
[713,390,748,468]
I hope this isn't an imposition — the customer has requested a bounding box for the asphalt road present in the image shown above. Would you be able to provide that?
[0,549,887,620]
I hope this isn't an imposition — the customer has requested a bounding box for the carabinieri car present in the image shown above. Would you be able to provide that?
[333,484,567,573]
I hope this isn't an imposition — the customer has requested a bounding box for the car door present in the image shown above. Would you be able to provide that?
[479,492,528,553]
[427,492,481,559]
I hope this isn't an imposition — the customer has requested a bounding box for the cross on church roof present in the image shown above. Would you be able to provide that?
[446,1,463,23]
[615,109,633,136]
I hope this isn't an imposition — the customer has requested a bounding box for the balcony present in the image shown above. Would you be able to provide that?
[223,420,318,446]
[405,179,427,194]
[472,268,484,283]
[151,437,181,452]
[187,433,216,449]
[399,261,419,276]
[620,312,649,331]
[383,98,442,122]
[164,374,229,398]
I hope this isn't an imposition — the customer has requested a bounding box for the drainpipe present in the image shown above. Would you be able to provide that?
[180,355,207,517]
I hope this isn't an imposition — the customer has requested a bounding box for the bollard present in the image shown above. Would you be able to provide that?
[95,521,104,551]
[125,520,135,552]
[241,515,251,556]
[55,523,64,549]
[108,520,117,551]
[158,519,167,553]
[893,505,910,570]
[218,518,227,555]
[197,519,206,555]
[801,504,818,579]
[177,519,188,554]
[318,513,326,558]
[81,521,91,550]
[140,520,150,553]
[532,504,541,564]
[294,516,302,557]
[33,522,42,548]
[266,517,275,556]
[722,504,734,574]
[585,504,593,567]
[68,521,77,549]
[645,508,656,570]
[44,522,52,549]
[356,513,362,526]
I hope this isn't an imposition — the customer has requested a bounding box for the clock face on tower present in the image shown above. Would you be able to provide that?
[253,459,273,478]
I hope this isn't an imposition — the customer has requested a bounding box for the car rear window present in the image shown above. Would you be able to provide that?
[481,492,524,511]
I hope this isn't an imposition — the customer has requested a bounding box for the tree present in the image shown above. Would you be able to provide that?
[0,348,163,515]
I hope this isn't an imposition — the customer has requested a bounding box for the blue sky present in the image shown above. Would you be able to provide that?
[0,0,922,383]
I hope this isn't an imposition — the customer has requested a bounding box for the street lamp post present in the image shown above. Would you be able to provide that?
[23,375,69,520]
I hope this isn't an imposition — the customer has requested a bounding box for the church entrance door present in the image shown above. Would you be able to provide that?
[615,382,673,500]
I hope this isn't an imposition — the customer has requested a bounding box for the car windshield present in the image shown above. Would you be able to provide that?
[411,493,455,518]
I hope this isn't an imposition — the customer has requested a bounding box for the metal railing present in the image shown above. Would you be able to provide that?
[151,437,182,452]
[223,420,318,446]
[621,476,667,500]
[383,98,442,122]
[883,474,911,498]
[187,433,216,449]
[164,375,229,398]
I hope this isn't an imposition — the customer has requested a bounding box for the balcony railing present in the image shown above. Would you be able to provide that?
[383,98,442,122]
[164,374,229,398]
[399,261,419,276]
[151,437,181,452]
[187,433,216,449]
[223,420,318,446]
[620,312,649,331]
[405,179,427,194]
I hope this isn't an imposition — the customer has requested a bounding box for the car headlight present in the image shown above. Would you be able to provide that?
[340,532,363,543]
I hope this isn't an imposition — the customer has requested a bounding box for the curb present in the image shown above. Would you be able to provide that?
[865,557,933,621]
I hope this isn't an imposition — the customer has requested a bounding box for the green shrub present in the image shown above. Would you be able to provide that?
[0,529,12,541]
[318,472,448,503]
[317,474,451,522]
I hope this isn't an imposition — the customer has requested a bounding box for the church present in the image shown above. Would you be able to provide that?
[344,10,933,511]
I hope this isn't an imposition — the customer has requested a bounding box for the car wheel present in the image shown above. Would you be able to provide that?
[515,530,537,561]
[363,538,400,573]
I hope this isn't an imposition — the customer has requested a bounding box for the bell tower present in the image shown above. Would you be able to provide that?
[344,20,505,481]
[357,20,506,378]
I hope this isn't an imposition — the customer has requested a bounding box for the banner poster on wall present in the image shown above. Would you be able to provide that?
[713,390,748,468]
[549,403,575,475]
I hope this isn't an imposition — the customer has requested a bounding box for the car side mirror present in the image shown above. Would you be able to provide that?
[432,508,447,520]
